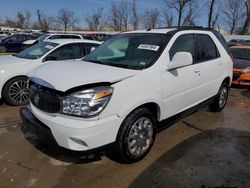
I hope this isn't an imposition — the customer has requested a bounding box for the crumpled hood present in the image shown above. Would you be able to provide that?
[0,55,32,67]
[29,60,139,92]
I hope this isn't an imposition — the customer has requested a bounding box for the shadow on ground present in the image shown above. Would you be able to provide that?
[129,128,250,188]
[21,126,104,164]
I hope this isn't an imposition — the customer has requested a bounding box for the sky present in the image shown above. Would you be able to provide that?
[0,0,207,27]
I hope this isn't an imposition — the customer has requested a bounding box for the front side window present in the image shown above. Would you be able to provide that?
[84,33,170,70]
[15,42,58,59]
[169,34,196,62]
[196,34,220,62]
[47,43,85,60]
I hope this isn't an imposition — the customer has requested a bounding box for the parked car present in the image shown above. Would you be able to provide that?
[22,33,87,49]
[0,34,35,53]
[0,39,101,105]
[20,28,232,163]
[0,31,11,39]
[230,46,250,87]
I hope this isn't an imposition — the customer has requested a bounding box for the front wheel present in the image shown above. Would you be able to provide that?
[2,77,29,106]
[209,82,229,112]
[114,108,156,163]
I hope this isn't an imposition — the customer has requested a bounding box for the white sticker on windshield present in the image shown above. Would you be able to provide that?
[45,45,54,49]
[137,44,160,51]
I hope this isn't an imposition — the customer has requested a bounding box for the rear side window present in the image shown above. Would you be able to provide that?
[169,34,196,62]
[196,34,220,62]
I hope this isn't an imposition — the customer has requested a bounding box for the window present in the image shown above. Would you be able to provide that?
[196,34,220,62]
[169,34,196,62]
[84,33,170,70]
[47,43,85,60]
[16,42,58,59]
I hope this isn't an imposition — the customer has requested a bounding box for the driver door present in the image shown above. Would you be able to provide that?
[161,34,202,118]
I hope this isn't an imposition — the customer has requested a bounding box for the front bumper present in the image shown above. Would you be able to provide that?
[20,105,122,151]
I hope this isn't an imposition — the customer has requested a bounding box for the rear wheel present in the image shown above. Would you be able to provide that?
[209,82,229,112]
[2,77,29,106]
[114,108,156,163]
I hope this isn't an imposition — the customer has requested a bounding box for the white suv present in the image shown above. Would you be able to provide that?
[20,28,233,163]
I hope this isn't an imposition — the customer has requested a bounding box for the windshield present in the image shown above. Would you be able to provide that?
[36,34,49,42]
[83,33,170,70]
[230,48,250,60]
[15,42,58,59]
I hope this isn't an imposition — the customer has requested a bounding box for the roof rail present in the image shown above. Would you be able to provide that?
[152,26,214,31]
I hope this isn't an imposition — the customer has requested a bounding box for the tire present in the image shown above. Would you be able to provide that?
[2,77,29,106]
[114,108,156,163]
[209,82,229,112]
[0,46,7,53]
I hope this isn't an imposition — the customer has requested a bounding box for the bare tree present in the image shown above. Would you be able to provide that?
[16,11,26,29]
[109,1,130,31]
[4,17,17,28]
[222,0,245,34]
[143,8,160,29]
[24,10,31,29]
[240,0,250,34]
[165,0,192,26]
[162,13,174,27]
[84,7,106,31]
[130,0,139,30]
[34,9,54,31]
[207,0,217,28]
[56,9,79,32]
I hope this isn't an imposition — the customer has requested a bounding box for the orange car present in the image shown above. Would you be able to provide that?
[230,46,250,87]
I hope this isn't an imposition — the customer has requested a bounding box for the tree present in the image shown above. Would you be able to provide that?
[56,9,79,32]
[222,0,245,34]
[109,1,130,31]
[165,0,192,26]
[4,17,17,28]
[130,0,139,30]
[16,11,26,29]
[240,0,250,34]
[84,7,106,31]
[143,8,160,29]
[34,9,54,32]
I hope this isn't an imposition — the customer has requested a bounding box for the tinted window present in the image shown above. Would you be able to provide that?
[212,31,229,53]
[230,48,250,60]
[169,34,196,62]
[196,34,220,62]
[47,43,85,60]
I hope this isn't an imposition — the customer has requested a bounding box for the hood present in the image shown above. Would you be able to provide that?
[29,60,139,92]
[233,59,250,69]
[0,55,32,66]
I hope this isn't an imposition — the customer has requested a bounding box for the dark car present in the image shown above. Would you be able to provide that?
[0,34,35,53]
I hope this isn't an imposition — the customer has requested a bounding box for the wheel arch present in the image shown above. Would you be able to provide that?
[1,75,27,99]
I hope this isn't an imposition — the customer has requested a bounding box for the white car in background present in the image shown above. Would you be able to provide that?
[22,33,86,49]
[0,39,101,105]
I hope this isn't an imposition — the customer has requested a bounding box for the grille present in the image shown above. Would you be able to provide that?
[233,72,241,81]
[29,83,61,113]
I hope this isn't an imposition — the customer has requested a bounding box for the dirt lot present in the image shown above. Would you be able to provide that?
[0,87,249,188]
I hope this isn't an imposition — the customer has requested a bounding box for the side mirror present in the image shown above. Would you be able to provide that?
[90,47,96,52]
[168,52,193,70]
[44,56,57,62]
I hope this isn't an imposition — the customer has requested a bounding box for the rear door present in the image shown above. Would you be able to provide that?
[195,33,223,101]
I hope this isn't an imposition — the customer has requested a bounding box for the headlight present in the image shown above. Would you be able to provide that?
[242,69,250,74]
[61,86,113,118]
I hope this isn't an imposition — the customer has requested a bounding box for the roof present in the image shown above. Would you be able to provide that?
[230,46,250,49]
[45,39,101,45]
